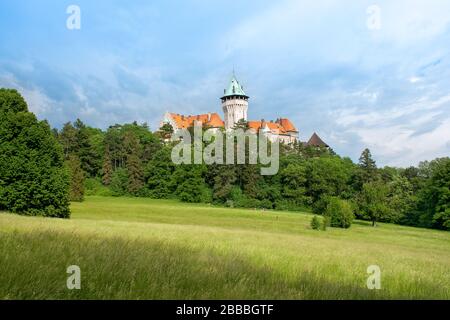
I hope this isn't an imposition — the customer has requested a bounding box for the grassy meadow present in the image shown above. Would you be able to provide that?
[0,196,449,300]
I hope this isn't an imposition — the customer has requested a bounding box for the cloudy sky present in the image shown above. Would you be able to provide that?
[0,0,449,167]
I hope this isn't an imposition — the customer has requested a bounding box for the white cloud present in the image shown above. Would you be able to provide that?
[409,76,422,83]
[377,0,450,45]
[0,72,53,115]
[332,94,450,166]
[221,0,342,59]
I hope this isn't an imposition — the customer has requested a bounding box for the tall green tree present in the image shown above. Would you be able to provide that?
[357,181,390,226]
[417,158,450,230]
[0,89,70,218]
[59,122,77,159]
[307,156,354,202]
[357,148,378,185]
[280,162,310,206]
[102,147,113,186]
[171,164,210,203]
[66,154,85,202]
[73,119,102,177]
[124,132,144,195]
[145,146,175,198]
[212,165,237,203]
[387,174,414,224]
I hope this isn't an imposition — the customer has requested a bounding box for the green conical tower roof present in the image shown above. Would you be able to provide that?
[222,74,248,98]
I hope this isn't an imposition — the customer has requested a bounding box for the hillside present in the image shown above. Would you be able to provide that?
[0,196,449,299]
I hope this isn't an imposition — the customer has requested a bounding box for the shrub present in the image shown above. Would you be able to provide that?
[110,168,129,196]
[85,178,113,197]
[235,196,261,209]
[312,195,332,215]
[325,197,354,229]
[225,200,234,208]
[234,196,273,209]
[259,199,273,209]
[322,216,330,231]
[275,199,309,212]
[176,178,211,203]
[311,216,321,230]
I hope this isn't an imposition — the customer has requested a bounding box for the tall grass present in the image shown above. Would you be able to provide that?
[0,196,449,299]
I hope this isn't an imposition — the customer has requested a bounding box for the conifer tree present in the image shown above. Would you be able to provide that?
[102,147,113,186]
[0,89,70,217]
[124,132,144,195]
[66,154,85,202]
[356,148,379,186]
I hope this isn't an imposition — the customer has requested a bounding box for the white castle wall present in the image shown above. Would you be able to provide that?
[222,97,248,130]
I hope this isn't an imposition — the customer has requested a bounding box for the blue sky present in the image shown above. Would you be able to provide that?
[1,0,449,167]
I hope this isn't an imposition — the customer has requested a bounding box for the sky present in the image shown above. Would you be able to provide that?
[0,0,449,167]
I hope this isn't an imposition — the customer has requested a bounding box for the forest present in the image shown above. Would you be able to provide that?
[1,89,449,230]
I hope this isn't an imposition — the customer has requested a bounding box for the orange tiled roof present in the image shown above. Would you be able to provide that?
[248,119,297,135]
[169,113,224,129]
[277,118,297,132]
[168,113,297,136]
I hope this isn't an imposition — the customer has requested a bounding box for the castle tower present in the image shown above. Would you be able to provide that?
[221,74,249,130]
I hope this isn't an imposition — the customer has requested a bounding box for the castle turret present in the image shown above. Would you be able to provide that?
[221,74,249,130]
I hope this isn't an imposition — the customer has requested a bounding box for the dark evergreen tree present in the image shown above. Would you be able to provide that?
[0,89,70,218]
[102,147,113,186]
[172,164,210,203]
[124,132,144,195]
[357,148,378,184]
[145,146,175,198]
[66,154,85,202]
[74,119,101,177]
[213,165,237,203]
[59,122,77,159]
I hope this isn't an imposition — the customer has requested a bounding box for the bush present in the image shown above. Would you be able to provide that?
[225,200,234,208]
[176,179,211,203]
[85,178,114,197]
[311,216,321,230]
[235,196,261,209]
[325,197,354,229]
[233,196,273,209]
[275,199,310,212]
[110,168,129,196]
[312,195,332,215]
[259,199,273,209]
[322,216,330,230]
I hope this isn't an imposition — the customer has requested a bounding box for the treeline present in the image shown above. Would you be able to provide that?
[1,89,448,230]
[55,117,450,231]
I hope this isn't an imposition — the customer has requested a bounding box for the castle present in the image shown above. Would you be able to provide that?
[161,74,327,146]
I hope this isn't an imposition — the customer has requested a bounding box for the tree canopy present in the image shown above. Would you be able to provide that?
[0,89,70,218]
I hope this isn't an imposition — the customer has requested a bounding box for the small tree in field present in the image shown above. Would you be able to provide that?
[325,197,354,229]
[311,216,321,230]
[358,181,390,227]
